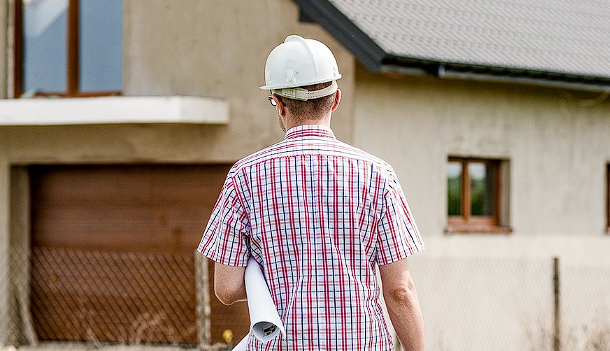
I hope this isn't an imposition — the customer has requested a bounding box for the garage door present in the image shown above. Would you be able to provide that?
[30,164,250,345]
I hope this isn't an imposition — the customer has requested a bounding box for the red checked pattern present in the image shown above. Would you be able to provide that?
[198,125,424,351]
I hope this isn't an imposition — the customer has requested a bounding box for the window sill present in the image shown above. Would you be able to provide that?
[0,96,229,125]
[444,225,513,235]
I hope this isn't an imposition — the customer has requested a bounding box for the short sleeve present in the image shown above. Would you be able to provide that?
[376,171,424,265]
[197,176,250,267]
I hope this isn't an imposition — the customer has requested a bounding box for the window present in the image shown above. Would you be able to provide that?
[446,157,510,233]
[14,0,123,97]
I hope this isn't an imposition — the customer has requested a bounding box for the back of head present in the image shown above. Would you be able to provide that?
[260,35,342,121]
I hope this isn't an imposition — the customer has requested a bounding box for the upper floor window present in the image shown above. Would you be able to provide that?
[447,157,511,233]
[14,0,123,97]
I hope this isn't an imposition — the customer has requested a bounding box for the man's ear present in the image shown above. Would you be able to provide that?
[274,95,287,117]
[331,89,341,112]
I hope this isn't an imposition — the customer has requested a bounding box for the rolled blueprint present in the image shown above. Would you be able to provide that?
[232,257,285,351]
[232,336,249,351]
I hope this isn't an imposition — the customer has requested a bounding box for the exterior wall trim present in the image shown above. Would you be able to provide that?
[0,96,230,126]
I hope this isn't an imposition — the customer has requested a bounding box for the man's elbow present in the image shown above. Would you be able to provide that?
[214,263,247,305]
[215,285,242,305]
[215,291,234,305]
[384,284,417,307]
[214,277,246,305]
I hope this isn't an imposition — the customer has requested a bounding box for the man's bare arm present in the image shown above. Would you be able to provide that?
[379,258,425,351]
[214,262,247,305]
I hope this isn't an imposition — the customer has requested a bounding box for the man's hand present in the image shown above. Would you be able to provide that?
[379,258,425,351]
[214,262,247,305]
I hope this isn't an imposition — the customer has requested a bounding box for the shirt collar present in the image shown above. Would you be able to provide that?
[284,124,336,140]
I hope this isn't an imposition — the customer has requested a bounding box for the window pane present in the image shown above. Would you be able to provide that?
[23,0,68,93]
[469,162,494,216]
[79,0,123,92]
[447,162,462,216]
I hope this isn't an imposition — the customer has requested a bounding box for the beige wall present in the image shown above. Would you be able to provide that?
[353,64,610,266]
[352,65,610,350]
[0,0,7,99]
[1,0,354,165]
[354,64,610,239]
[123,0,354,160]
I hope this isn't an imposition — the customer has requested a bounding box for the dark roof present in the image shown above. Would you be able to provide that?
[293,0,610,90]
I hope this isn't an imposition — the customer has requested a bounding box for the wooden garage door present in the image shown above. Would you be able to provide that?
[30,164,250,345]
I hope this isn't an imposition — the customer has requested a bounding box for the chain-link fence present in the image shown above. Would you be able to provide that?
[1,245,609,351]
[2,245,240,351]
[407,256,610,351]
[561,264,610,351]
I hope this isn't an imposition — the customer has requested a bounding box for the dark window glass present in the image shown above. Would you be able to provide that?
[469,162,494,216]
[447,161,462,216]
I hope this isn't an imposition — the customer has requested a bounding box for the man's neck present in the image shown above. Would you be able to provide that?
[284,115,331,131]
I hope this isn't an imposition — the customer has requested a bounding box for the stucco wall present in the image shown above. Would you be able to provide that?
[123,0,355,160]
[0,0,7,99]
[352,65,610,350]
[1,0,354,164]
[354,65,610,240]
[352,64,610,267]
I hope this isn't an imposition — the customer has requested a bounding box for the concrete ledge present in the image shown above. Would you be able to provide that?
[0,96,229,125]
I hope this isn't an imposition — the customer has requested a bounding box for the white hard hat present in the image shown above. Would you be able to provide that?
[260,35,342,101]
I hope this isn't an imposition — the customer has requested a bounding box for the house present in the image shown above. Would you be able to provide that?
[1,0,609,350]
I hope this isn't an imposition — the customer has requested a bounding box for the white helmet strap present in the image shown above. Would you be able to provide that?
[272,81,338,101]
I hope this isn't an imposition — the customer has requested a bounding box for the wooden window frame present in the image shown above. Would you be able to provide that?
[13,0,122,98]
[446,157,511,234]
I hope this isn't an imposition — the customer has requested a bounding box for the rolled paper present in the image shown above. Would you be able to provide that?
[231,336,249,351]
[232,257,285,350]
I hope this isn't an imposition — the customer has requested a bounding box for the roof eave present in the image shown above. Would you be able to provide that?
[439,69,610,93]
[380,57,610,92]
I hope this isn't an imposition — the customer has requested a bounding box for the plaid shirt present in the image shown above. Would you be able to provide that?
[198,125,424,351]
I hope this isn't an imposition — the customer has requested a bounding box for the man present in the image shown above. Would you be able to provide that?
[198,35,425,351]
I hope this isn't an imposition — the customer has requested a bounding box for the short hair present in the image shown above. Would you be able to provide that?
[279,82,336,122]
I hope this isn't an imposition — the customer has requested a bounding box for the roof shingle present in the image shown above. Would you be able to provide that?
[297,0,610,85]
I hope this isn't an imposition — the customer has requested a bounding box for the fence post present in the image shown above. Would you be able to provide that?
[195,251,211,347]
[553,257,561,351]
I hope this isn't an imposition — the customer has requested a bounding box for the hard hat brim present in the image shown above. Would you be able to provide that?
[259,75,342,90]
